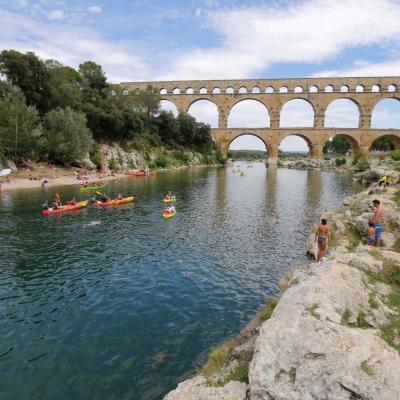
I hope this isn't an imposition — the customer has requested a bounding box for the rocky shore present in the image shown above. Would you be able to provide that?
[164,185,400,399]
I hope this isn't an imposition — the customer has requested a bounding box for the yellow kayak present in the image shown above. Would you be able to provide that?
[163,209,176,219]
[163,196,176,203]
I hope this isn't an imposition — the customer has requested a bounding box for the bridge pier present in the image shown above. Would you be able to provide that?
[267,144,279,166]
[310,144,324,160]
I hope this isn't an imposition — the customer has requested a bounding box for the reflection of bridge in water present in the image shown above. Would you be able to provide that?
[121,77,400,163]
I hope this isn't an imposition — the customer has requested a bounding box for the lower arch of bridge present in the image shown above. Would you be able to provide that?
[279,134,311,154]
[159,100,178,116]
[323,133,360,156]
[370,134,400,151]
[227,133,268,151]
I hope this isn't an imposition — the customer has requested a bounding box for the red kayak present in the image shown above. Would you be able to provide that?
[92,197,134,207]
[42,200,89,215]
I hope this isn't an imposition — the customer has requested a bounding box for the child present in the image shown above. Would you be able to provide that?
[367,222,376,246]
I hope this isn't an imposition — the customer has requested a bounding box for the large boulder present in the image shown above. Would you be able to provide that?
[249,261,400,400]
[163,376,247,400]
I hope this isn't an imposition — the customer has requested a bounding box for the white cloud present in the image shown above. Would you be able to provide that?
[314,59,400,77]
[227,100,270,128]
[0,9,149,82]
[87,5,102,15]
[161,0,400,79]
[47,9,64,20]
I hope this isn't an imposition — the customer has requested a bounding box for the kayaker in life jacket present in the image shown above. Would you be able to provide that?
[100,195,110,203]
[117,192,123,200]
[42,201,49,210]
[70,198,77,206]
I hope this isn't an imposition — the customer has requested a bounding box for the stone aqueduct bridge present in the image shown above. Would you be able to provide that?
[121,77,400,161]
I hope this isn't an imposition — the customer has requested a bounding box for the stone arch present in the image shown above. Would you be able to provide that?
[388,84,397,92]
[187,99,219,128]
[252,86,260,93]
[309,85,318,93]
[213,87,221,94]
[279,86,288,93]
[228,133,268,151]
[325,85,334,93]
[368,133,400,150]
[226,86,234,94]
[279,134,311,153]
[356,85,364,92]
[371,98,400,129]
[280,98,315,127]
[371,84,380,92]
[324,98,361,128]
[227,99,270,128]
[294,86,303,93]
[265,86,274,93]
[199,87,207,94]
[239,86,248,94]
[340,85,349,93]
[160,88,167,95]
[159,100,178,116]
[173,87,181,95]
[323,134,361,155]
[186,87,194,94]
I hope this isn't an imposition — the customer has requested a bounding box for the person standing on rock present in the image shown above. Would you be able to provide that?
[315,218,329,262]
[372,199,384,246]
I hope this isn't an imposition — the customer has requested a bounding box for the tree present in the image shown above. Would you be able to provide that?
[131,85,160,117]
[370,137,395,151]
[0,86,42,163]
[323,136,351,155]
[0,50,51,113]
[43,107,93,165]
[79,61,107,93]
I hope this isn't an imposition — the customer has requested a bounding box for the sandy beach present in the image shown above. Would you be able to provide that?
[0,168,128,192]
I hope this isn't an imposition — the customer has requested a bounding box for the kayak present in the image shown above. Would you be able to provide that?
[163,209,176,219]
[163,197,176,203]
[127,171,156,177]
[42,200,89,215]
[80,184,108,193]
[92,196,134,207]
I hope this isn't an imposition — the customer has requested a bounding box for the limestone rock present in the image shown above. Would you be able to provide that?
[249,260,400,400]
[163,376,247,400]
[79,153,97,170]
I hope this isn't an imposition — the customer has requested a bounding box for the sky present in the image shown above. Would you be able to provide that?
[1,0,400,150]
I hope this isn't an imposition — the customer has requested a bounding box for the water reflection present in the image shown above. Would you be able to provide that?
[0,165,358,400]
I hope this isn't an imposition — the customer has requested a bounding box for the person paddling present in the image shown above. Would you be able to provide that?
[315,218,329,262]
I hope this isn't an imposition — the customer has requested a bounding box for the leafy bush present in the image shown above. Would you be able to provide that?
[155,153,170,168]
[43,107,93,166]
[335,158,346,166]
[390,149,400,161]
[108,156,118,171]
[356,158,370,172]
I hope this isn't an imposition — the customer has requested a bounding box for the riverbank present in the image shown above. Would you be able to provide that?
[164,185,400,399]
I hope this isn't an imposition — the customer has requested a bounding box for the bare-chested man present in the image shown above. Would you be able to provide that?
[315,218,329,262]
[372,199,384,246]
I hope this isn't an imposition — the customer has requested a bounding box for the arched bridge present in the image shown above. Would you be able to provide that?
[120,77,400,162]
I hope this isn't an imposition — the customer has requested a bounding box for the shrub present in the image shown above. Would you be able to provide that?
[108,156,118,171]
[390,149,400,161]
[259,297,279,321]
[155,153,170,168]
[335,158,346,166]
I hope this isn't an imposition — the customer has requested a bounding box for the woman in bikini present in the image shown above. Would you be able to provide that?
[315,218,329,262]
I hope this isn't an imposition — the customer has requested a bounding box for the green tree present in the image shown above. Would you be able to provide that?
[370,137,395,151]
[131,85,160,117]
[43,107,93,165]
[0,50,51,113]
[0,86,42,163]
[323,136,351,155]
[79,61,107,93]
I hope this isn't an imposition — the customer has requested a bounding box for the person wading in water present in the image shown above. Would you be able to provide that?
[315,218,330,262]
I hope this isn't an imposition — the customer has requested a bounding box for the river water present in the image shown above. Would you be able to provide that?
[0,164,358,400]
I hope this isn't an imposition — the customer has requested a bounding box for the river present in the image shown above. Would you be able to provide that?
[0,164,359,400]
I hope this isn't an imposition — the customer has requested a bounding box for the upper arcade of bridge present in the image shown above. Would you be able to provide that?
[120,76,400,160]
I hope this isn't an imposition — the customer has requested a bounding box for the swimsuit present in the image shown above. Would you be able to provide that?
[374,223,383,238]
[317,235,327,244]
[367,236,376,245]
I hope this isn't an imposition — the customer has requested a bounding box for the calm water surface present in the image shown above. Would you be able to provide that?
[0,164,358,400]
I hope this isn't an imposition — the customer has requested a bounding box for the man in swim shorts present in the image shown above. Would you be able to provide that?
[315,218,329,262]
[372,199,384,246]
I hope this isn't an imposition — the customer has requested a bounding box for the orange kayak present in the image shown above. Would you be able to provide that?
[92,196,134,207]
[42,200,89,215]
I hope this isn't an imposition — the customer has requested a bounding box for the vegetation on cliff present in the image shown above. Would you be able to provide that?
[0,49,217,168]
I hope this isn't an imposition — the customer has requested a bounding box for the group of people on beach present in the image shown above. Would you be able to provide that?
[315,198,385,262]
